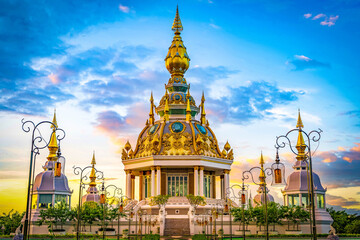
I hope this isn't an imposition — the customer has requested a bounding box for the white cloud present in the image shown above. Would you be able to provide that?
[209,23,221,29]
[312,13,326,20]
[304,13,312,18]
[119,4,130,13]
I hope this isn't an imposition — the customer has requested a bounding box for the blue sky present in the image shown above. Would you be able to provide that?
[0,0,360,213]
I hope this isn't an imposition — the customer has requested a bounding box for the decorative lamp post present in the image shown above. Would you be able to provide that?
[21,118,65,240]
[275,110,322,240]
[226,183,249,240]
[100,182,123,240]
[73,163,104,240]
[242,152,274,240]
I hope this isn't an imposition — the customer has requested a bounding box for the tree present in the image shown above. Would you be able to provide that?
[0,210,24,235]
[37,200,71,232]
[344,219,360,234]
[149,195,170,209]
[186,195,206,215]
[81,202,100,232]
[267,202,285,231]
[282,205,309,231]
[327,207,360,234]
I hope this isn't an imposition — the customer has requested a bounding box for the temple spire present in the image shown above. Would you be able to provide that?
[89,151,97,187]
[51,109,58,130]
[200,91,206,125]
[164,90,170,121]
[149,92,155,125]
[47,111,58,161]
[172,5,183,34]
[296,109,304,129]
[186,97,192,121]
[296,110,306,161]
[259,152,265,185]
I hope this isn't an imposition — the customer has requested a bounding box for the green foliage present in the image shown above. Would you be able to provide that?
[149,195,170,208]
[80,202,100,231]
[282,205,309,230]
[327,207,360,234]
[192,234,207,240]
[0,209,24,235]
[186,194,206,209]
[143,233,160,240]
[37,200,71,231]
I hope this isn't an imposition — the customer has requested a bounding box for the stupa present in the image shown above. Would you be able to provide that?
[121,6,234,236]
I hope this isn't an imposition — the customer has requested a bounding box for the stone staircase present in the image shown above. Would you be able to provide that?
[164,218,190,236]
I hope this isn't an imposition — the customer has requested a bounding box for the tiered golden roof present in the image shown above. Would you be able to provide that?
[121,7,233,161]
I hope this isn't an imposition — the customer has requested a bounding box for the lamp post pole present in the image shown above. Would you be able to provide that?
[21,119,65,240]
[226,183,249,240]
[100,183,123,240]
[276,124,322,240]
[242,159,274,240]
[73,165,103,240]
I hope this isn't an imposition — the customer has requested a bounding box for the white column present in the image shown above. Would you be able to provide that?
[199,167,204,196]
[224,170,230,196]
[156,166,161,195]
[151,167,156,196]
[194,167,199,196]
[126,170,132,199]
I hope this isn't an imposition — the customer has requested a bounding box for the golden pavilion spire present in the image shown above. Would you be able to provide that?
[165,6,190,79]
[172,5,183,34]
[296,110,306,161]
[200,91,206,125]
[47,111,58,161]
[149,92,155,125]
[89,151,97,187]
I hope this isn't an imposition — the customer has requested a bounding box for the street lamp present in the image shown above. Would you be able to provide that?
[73,165,104,240]
[99,182,123,240]
[227,181,249,240]
[21,119,65,240]
[242,153,274,240]
[275,111,322,240]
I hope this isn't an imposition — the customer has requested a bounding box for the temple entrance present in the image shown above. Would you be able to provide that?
[167,174,188,196]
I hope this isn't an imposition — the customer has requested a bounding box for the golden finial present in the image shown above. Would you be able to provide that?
[47,131,58,161]
[186,97,192,121]
[224,141,231,152]
[165,6,190,78]
[124,140,132,152]
[295,110,306,161]
[149,92,155,125]
[259,151,265,165]
[51,109,58,131]
[91,151,96,165]
[172,5,183,34]
[200,91,206,125]
[259,152,265,184]
[164,92,170,121]
[89,153,96,187]
[221,149,227,157]
[296,109,304,129]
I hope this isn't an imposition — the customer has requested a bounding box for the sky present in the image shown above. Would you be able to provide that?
[0,0,360,214]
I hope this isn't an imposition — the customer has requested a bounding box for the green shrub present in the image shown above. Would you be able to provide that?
[192,234,207,240]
